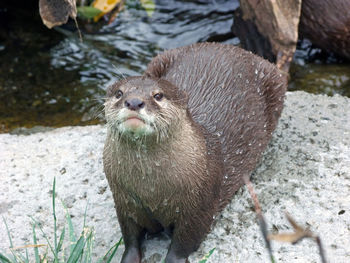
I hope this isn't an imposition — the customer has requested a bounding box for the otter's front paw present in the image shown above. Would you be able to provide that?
[121,246,141,263]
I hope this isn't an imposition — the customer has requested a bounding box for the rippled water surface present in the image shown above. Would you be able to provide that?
[0,0,238,132]
[0,0,349,133]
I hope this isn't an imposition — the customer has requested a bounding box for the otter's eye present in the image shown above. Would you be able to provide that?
[115,90,123,99]
[153,93,164,101]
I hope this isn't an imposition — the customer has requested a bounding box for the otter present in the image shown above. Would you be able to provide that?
[103,42,287,263]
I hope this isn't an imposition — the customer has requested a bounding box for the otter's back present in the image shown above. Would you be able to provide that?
[145,43,287,205]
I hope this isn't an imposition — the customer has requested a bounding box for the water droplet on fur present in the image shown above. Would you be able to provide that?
[259,72,265,79]
[257,87,261,93]
[248,142,252,146]
[232,167,235,172]
[224,175,228,179]
[246,79,250,84]
[264,123,267,128]
[215,131,222,137]
[155,161,161,167]
[255,69,258,75]
[237,73,242,78]
[175,207,180,213]
[163,199,168,206]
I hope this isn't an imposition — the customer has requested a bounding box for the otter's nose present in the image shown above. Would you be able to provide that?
[125,98,145,111]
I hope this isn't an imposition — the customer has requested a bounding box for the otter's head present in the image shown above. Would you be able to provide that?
[105,76,188,143]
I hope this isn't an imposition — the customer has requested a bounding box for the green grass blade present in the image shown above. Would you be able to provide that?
[10,251,25,263]
[2,217,14,248]
[61,200,76,254]
[66,234,86,263]
[83,201,89,229]
[52,177,58,258]
[32,223,40,263]
[42,246,48,263]
[97,237,123,263]
[104,237,123,263]
[82,227,94,263]
[24,248,29,263]
[0,252,12,263]
[2,217,19,263]
[199,247,216,263]
[30,216,59,263]
[81,202,91,263]
[57,225,66,255]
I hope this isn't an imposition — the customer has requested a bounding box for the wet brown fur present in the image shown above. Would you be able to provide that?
[103,43,287,262]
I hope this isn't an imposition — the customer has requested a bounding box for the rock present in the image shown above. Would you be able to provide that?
[233,0,302,73]
[233,0,350,72]
[299,0,350,60]
[0,91,349,262]
[39,0,77,29]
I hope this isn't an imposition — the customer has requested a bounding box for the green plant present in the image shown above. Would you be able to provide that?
[0,177,215,263]
[0,178,122,263]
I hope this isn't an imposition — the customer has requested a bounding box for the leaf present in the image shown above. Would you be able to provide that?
[104,237,123,263]
[52,177,58,256]
[92,0,124,22]
[140,0,155,17]
[268,213,314,245]
[66,228,93,263]
[66,235,86,263]
[57,226,66,254]
[25,248,29,263]
[199,247,215,263]
[97,237,123,263]
[30,216,58,263]
[77,6,102,19]
[268,232,306,244]
[61,200,77,255]
[2,217,14,248]
[32,224,40,263]
[0,253,12,263]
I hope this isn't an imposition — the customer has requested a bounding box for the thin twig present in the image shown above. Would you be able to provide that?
[243,175,275,263]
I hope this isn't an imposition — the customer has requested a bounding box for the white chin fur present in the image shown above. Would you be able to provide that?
[117,108,155,137]
[118,122,154,136]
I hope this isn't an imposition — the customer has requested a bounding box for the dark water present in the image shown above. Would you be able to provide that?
[0,0,349,133]
[289,39,350,97]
